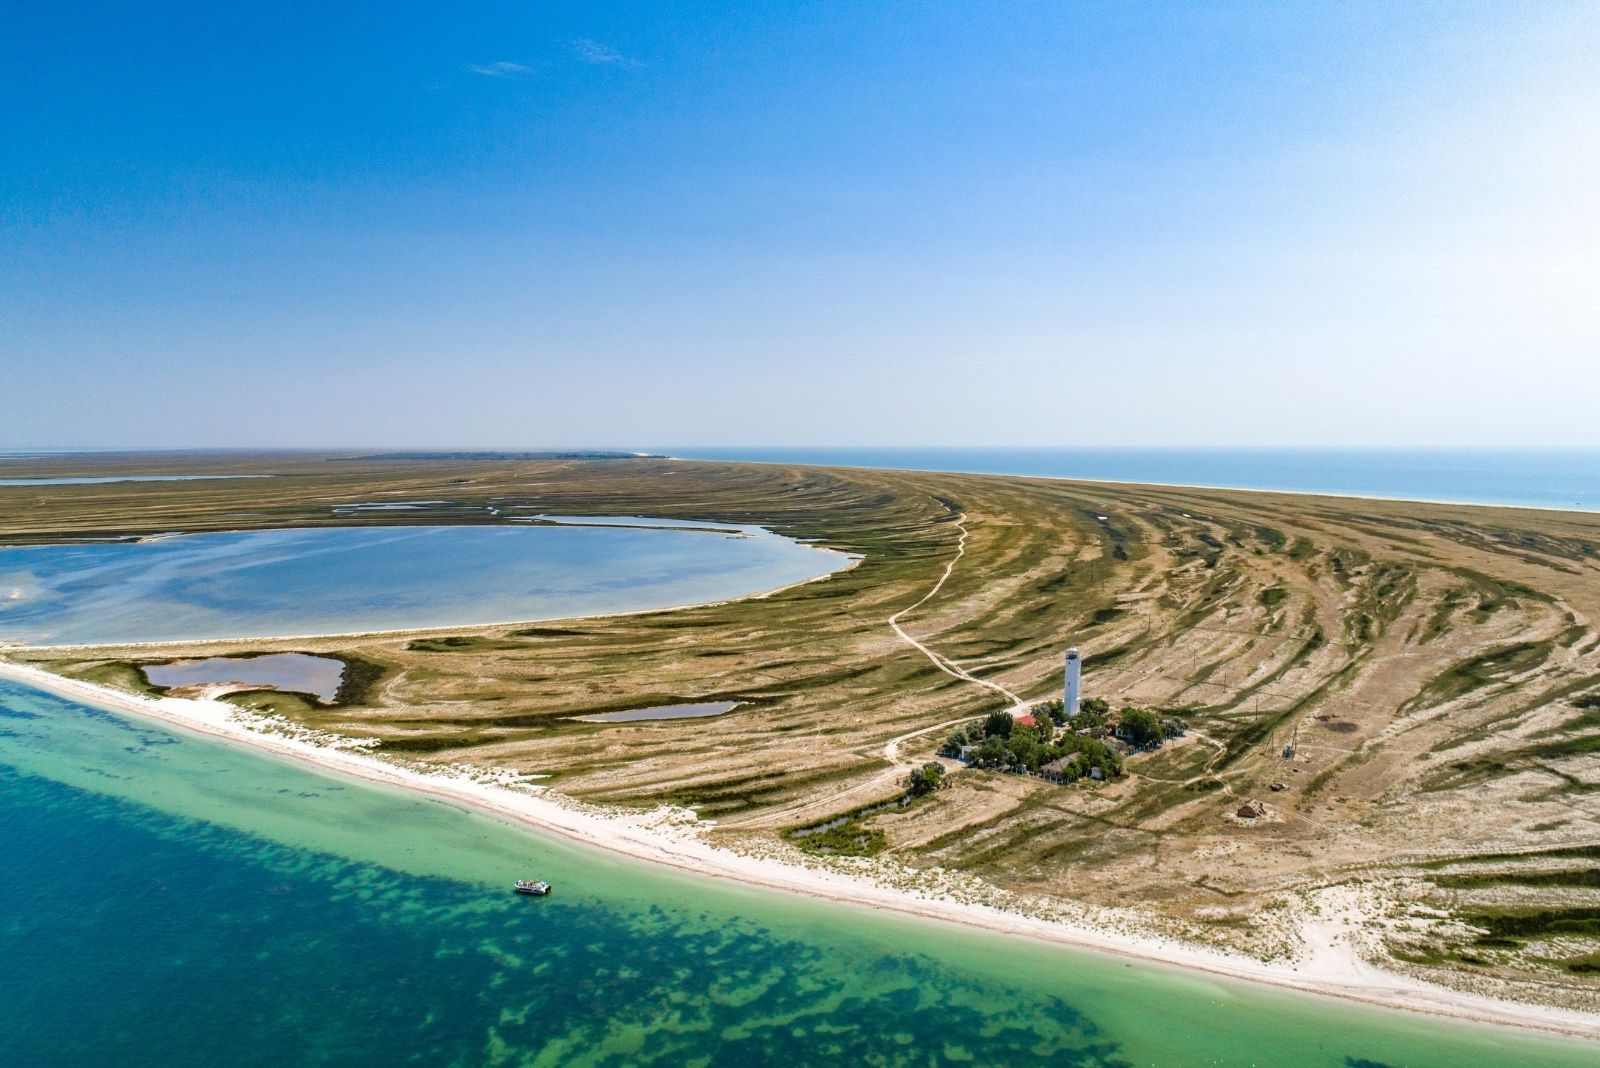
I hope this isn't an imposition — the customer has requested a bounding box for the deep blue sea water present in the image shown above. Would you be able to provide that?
[2,677,1595,1068]
[661,448,1600,512]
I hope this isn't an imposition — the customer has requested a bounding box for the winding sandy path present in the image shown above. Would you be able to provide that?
[885,511,1027,712]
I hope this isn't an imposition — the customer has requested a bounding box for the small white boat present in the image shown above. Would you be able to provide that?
[514,879,551,896]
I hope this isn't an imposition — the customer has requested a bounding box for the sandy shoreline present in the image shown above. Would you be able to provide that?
[2,658,1595,1042]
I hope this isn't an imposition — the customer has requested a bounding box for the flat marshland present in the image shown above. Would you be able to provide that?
[5,452,1600,1020]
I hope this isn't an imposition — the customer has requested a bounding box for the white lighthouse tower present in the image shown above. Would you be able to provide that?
[1064,647,1082,718]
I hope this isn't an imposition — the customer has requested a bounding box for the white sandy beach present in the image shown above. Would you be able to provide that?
[1,658,1596,1042]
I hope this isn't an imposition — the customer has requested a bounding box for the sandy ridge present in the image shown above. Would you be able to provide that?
[2,659,1596,1043]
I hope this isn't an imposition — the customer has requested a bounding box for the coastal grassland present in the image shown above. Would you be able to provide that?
[7,451,1600,1012]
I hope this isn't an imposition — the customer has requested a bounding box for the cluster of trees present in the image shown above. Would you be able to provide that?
[936,699,1188,781]
[1114,706,1188,748]
[1067,697,1184,748]
[939,706,1124,780]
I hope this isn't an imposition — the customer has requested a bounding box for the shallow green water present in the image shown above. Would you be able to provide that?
[0,678,1593,1067]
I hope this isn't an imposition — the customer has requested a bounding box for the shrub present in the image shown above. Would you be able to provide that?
[907,762,945,796]
[975,735,1009,767]
[939,725,975,757]
[983,710,1015,738]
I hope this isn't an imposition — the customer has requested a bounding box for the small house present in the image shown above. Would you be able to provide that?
[1041,756,1079,781]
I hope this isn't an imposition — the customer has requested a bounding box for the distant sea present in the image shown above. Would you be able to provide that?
[661,448,1600,513]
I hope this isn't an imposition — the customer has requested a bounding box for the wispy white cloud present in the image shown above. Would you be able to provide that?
[572,39,638,68]
[466,61,530,78]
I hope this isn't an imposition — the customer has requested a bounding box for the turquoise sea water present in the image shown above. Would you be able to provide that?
[0,523,848,645]
[663,448,1600,512]
[1,677,1594,1067]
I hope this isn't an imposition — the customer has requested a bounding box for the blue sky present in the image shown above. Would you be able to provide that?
[4,2,1597,448]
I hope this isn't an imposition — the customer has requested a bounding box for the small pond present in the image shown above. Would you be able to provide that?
[577,701,740,723]
[142,653,346,704]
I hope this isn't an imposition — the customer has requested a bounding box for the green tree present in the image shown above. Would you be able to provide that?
[1047,752,1083,780]
[1079,696,1111,718]
[907,762,945,795]
[983,709,1015,738]
[1059,735,1123,778]
[976,735,1009,767]
[1087,738,1125,777]
[939,725,973,757]
[1118,706,1163,746]
[1073,697,1110,735]
[1008,732,1041,771]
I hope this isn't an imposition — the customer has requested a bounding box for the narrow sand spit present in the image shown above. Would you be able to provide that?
[1,659,1595,1042]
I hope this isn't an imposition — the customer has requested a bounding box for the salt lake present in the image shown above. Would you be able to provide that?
[0,521,852,646]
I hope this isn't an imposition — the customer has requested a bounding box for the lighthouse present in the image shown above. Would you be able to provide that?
[1064,646,1082,718]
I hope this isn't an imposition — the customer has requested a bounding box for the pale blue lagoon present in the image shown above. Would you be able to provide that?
[0,474,270,486]
[1,677,1595,1067]
[0,523,850,645]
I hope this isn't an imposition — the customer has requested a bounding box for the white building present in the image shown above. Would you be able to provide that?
[1064,646,1082,717]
